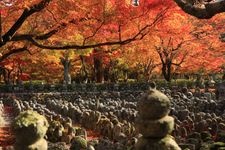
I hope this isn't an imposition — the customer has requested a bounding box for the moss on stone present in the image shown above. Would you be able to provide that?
[136,116,174,138]
[135,136,181,150]
[201,131,212,142]
[210,142,225,150]
[12,110,49,145]
[13,110,48,129]
[70,136,87,150]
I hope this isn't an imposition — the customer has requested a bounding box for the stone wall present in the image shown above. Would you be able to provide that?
[0,82,151,93]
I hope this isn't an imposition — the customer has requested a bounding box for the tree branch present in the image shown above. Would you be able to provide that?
[11,8,165,50]
[0,11,2,43]
[155,46,165,64]
[171,51,188,66]
[118,25,122,42]
[0,47,28,62]
[82,21,105,45]
[172,40,184,52]
[220,32,225,42]
[0,0,51,47]
[173,0,225,19]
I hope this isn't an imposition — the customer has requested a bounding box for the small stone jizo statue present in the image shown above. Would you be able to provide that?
[135,89,181,150]
[12,110,49,150]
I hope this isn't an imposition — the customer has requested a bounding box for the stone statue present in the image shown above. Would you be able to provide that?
[135,89,181,150]
[12,110,49,150]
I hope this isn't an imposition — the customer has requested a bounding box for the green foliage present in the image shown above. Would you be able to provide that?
[70,136,87,150]
[108,58,129,81]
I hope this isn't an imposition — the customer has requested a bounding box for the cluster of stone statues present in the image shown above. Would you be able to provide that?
[0,84,225,149]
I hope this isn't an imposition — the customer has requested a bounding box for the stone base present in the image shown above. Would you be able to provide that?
[15,138,48,150]
[135,136,181,150]
[136,116,174,138]
[48,142,69,150]
[179,143,195,150]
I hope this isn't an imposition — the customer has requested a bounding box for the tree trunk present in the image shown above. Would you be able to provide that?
[167,62,172,82]
[124,70,128,82]
[0,67,8,84]
[94,57,104,83]
[8,69,13,84]
[61,57,71,84]
[80,55,88,83]
[162,63,172,82]
[104,67,110,82]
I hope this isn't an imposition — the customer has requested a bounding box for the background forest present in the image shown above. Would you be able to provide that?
[0,0,225,85]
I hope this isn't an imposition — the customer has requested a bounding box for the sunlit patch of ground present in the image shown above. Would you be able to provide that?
[73,124,101,140]
[86,130,101,140]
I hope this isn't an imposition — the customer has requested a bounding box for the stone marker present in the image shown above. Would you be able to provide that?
[216,82,225,100]
[12,110,49,150]
[135,89,181,150]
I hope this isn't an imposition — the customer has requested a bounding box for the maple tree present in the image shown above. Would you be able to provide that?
[0,0,167,59]
[117,38,160,82]
[120,3,225,82]
[155,37,187,82]
[135,58,157,81]
[0,0,171,83]
[182,15,225,74]
[0,0,224,83]
[80,48,118,83]
[23,51,64,83]
[173,0,225,42]
[0,55,30,84]
[156,6,225,78]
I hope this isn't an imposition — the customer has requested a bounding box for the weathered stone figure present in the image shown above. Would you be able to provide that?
[12,110,49,150]
[135,89,181,150]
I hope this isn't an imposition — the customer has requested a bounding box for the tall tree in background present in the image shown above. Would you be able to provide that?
[155,37,187,82]
[60,51,71,84]
[173,0,225,42]
[0,0,170,83]
[0,0,224,83]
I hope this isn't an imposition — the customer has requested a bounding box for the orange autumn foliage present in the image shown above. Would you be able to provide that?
[0,0,224,82]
